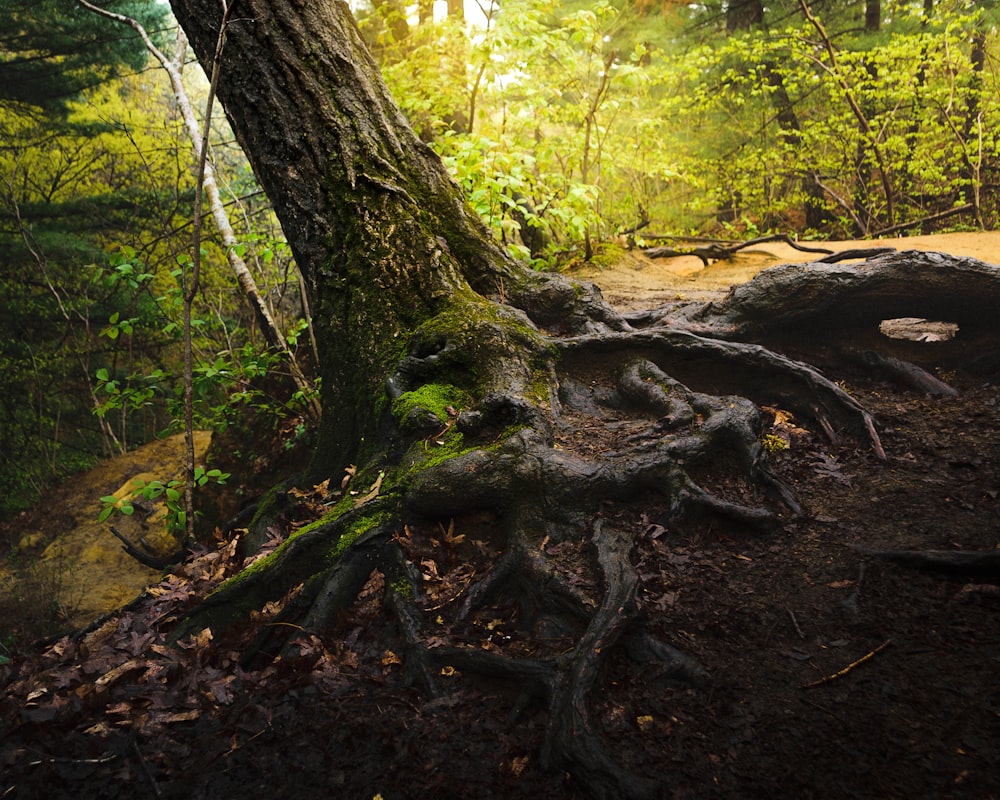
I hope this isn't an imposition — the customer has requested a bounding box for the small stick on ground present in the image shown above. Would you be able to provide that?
[800,639,891,689]
[785,606,806,639]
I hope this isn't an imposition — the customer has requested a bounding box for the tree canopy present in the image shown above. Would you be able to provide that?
[0,0,168,112]
[368,0,1000,247]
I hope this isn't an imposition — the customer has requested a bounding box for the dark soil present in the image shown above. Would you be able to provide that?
[2,294,999,800]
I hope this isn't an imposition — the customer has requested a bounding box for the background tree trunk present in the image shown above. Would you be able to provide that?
[865,0,881,33]
[726,0,763,32]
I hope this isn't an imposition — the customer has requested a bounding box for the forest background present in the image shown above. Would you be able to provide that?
[2,0,997,538]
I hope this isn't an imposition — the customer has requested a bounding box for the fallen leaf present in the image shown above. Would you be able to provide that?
[95,658,144,689]
[421,558,440,580]
[508,755,529,775]
[160,709,200,724]
[353,470,384,507]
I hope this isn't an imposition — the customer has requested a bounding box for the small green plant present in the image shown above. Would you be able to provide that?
[390,576,414,600]
[98,466,230,535]
[761,433,790,453]
[94,366,166,420]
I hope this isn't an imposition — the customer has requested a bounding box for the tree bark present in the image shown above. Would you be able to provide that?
[865,0,880,32]
[170,0,524,475]
[725,1,829,228]
[726,0,763,32]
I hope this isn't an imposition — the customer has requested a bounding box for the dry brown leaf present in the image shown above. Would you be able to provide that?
[95,658,144,688]
[353,470,384,507]
[421,558,440,580]
[509,755,529,776]
[160,709,200,724]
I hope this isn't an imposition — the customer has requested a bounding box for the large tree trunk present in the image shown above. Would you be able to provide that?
[169,0,525,475]
[162,2,1000,796]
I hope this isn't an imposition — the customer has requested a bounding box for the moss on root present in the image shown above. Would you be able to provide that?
[391,384,470,425]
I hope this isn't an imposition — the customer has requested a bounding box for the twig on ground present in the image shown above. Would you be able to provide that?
[644,233,833,266]
[108,526,185,571]
[785,606,806,639]
[132,735,163,799]
[800,639,891,689]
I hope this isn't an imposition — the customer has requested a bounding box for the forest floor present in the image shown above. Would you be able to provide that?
[2,232,999,799]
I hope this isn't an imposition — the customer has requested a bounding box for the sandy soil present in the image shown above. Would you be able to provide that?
[571,231,1000,308]
[0,432,210,633]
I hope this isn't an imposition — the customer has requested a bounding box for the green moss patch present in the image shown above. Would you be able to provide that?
[391,383,471,425]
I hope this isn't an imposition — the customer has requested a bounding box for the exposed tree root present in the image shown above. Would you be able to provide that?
[643,232,833,266]
[388,517,680,799]
[538,519,660,800]
[626,251,1000,379]
[108,525,187,571]
[558,329,884,457]
[851,546,1000,581]
[815,247,896,263]
[173,506,398,644]
[847,350,958,397]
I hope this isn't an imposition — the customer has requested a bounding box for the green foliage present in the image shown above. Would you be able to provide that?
[665,4,1000,234]
[376,0,666,263]
[0,48,312,519]
[761,433,790,453]
[0,68,202,516]
[374,0,1000,246]
[0,0,169,112]
[98,467,230,535]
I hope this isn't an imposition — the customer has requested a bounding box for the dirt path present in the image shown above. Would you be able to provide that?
[571,231,1000,309]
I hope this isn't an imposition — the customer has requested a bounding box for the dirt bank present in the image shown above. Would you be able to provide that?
[1,432,210,634]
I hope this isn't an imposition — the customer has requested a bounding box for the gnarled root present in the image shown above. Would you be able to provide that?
[169,264,908,798]
[851,545,1000,581]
